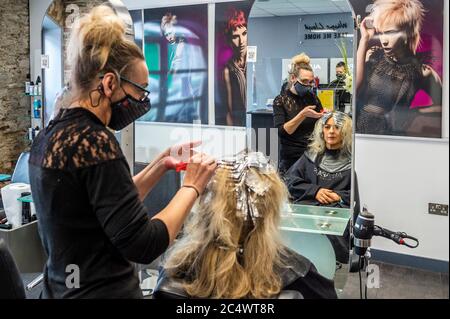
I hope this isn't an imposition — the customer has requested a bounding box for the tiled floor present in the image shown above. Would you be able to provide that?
[21,262,449,299]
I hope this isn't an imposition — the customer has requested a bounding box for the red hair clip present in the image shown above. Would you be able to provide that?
[175,162,188,172]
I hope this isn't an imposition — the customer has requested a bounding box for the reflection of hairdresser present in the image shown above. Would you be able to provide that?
[157,153,337,299]
[329,62,351,112]
[273,53,323,177]
[286,112,358,263]
[28,6,216,298]
[329,61,347,88]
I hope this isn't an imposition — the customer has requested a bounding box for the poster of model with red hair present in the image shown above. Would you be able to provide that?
[215,1,255,127]
[350,0,444,138]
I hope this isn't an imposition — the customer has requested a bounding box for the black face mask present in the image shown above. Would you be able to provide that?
[108,94,151,131]
[294,81,315,97]
[336,74,346,80]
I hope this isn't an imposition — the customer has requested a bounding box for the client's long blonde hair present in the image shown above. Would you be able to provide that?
[163,163,289,299]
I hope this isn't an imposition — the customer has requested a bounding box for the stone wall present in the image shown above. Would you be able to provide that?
[0,0,30,173]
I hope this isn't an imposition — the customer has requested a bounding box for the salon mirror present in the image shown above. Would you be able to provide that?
[247,0,357,289]
[247,0,357,211]
[40,0,134,127]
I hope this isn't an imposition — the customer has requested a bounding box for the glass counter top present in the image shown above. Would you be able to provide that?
[287,204,351,220]
[280,204,351,236]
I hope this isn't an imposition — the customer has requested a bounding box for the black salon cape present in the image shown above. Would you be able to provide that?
[155,247,337,299]
[28,108,169,299]
[286,150,352,207]
[286,150,357,263]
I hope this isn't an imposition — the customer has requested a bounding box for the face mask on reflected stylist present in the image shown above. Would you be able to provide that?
[294,81,315,97]
[108,94,151,131]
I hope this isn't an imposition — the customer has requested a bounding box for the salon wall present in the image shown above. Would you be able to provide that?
[354,0,449,264]
[248,13,353,61]
[28,0,449,263]
[0,0,30,173]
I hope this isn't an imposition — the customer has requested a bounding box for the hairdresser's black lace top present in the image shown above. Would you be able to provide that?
[273,90,323,160]
[29,108,169,299]
[361,48,423,113]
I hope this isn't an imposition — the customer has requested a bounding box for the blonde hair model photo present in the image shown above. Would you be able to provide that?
[355,0,443,138]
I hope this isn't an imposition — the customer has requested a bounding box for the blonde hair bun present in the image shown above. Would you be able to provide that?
[68,5,126,70]
[291,53,311,66]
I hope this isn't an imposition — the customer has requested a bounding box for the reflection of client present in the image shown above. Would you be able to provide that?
[157,153,337,299]
[161,13,198,123]
[286,112,355,263]
[286,111,352,208]
[356,0,442,136]
[223,8,248,126]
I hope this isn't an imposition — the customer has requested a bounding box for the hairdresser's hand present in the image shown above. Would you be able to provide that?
[182,153,217,196]
[316,188,341,205]
[162,141,202,171]
[300,105,323,119]
[360,17,375,42]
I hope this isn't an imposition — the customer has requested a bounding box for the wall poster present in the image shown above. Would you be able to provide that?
[350,0,444,138]
[215,0,255,127]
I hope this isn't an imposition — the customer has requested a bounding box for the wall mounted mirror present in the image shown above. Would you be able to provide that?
[247,0,357,212]
[246,0,357,286]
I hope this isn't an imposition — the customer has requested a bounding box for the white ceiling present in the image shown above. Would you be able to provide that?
[250,0,352,17]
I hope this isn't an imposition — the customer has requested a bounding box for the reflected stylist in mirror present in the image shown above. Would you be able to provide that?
[28,5,217,299]
[273,53,323,177]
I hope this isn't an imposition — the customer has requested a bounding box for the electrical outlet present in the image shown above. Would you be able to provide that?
[428,203,449,216]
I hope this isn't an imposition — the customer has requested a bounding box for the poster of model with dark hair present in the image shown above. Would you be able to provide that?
[351,0,443,138]
[215,1,255,127]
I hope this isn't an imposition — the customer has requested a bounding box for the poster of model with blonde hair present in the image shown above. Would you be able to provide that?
[351,0,444,138]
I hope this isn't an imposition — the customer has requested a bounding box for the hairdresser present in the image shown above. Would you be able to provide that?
[273,53,323,177]
[28,5,216,299]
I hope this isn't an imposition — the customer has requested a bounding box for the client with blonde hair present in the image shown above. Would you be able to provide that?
[273,53,323,177]
[155,152,337,299]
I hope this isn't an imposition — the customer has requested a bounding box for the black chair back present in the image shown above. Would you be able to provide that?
[153,275,303,299]
[0,239,26,299]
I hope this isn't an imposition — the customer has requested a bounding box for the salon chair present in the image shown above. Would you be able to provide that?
[0,239,26,299]
[153,275,304,299]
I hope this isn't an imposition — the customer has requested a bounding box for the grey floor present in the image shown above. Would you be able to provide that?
[338,261,449,299]
[21,261,449,299]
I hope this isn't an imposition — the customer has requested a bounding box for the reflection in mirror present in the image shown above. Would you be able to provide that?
[349,0,444,138]
[285,111,355,209]
[41,0,133,126]
[247,0,356,291]
[247,0,356,207]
